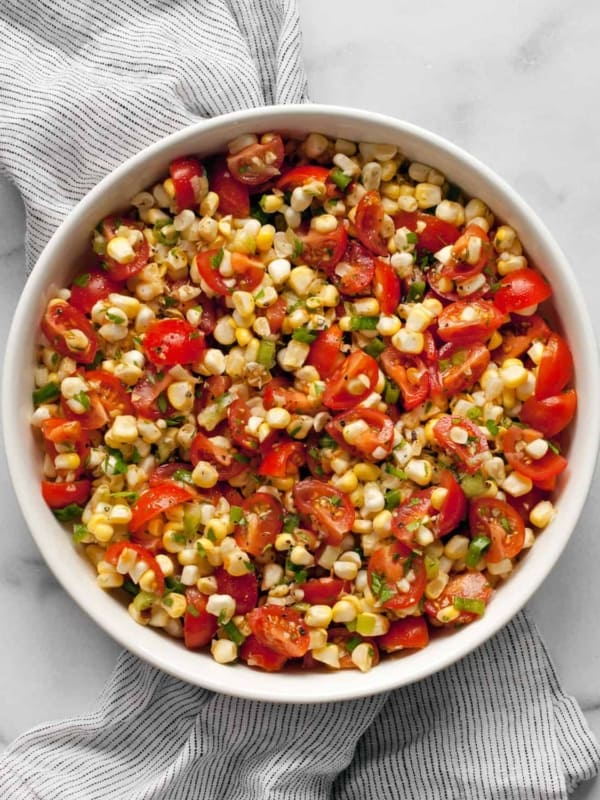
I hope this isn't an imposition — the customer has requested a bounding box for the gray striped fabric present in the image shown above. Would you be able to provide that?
[0,1,598,798]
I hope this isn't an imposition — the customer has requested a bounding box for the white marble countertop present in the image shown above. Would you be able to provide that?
[1,0,599,795]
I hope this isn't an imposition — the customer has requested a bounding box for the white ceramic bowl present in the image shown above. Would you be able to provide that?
[3,105,598,702]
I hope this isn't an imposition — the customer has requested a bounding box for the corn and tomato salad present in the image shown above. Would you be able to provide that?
[32,131,577,673]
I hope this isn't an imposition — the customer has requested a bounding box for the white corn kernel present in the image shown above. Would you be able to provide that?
[502,471,533,497]
[524,438,549,460]
[111,415,139,444]
[288,266,316,296]
[305,605,333,628]
[206,593,236,622]
[415,183,442,209]
[332,600,358,624]
[266,408,291,429]
[311,644,340,669]
[211,638,238,664]
[391,328,424,355]
[351,642,375,673]
[529,500,555,529]
[267,257,291,285]
[290,545,314,567]
[333,560,358,580]
[487,558,513,576]
[213,316,237,346]
[106,236,135,264]
[405,459,433,486]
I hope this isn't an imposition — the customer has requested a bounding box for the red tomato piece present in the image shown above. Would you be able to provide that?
[326,408,394,461]
[247,605,310,658]
[491,314,550,362]
[469,497,525,563]
[169,156,206,212]
[292,223,348,271]
[208,157,250,217]
[436,469,467,536]
[235,492,284,558]
[41,479,91,509]
[393,211,461,252]
[41,418,90,479]
[41,299,99,365]
[424,572,492,626]
[276,165,331,191]
[493,269,552,314]
[104,541,165,595]
[329,240,375,295]
[390,491,434,550]
[506,487,549,525]
[62,370,133,430]
[427,267,489,303]
[293,478,355,545]
[263,296,287,334]
[374,259,400,314]
[520,390,577,438]
[367,541,426,611]
[143,319,205,367]
[378,617,430,653]
[195,249,264,296]
[184,587,218,649]
[322,351,379,411]
[258,441,305,478]
[437,300,506,345]
[306,324,344,379]
[502,426,567,484]
[227,398,260,453]
[380,347,430,411]
[239,635,288,672]
[442,224,491,281]
[355,190,388,256]
[226,133,285,186]
[263,377,320,414]
[300,578,349,606]
[322,628,380,670]
[69,270,122,313]
[148,461,194,487]
[190,431,247,482]
[100,216,150,281]
[129,481,196,533]
[535,333,574,400]
[438,342,490,397]
[131,371,173,421]
[214,566,258,615]
[433,415,489,474]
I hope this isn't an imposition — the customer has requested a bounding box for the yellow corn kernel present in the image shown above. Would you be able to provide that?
[192,460,219,489]
[305,605,333,628]
[87,513,114,543]
[529,500,555,529]
[311,644,340,669]
[425,573,449,600]
[332,470,359,494]
[162,524,186,553]
[139,569,161,594]
[96,572,124,590]
[353,463,380,482]
[54,452,81,471]
[488,330,503,350]
[436,605,460,624]
[162,592,187,618]
[443,535,469,561]
[372,509,392,536]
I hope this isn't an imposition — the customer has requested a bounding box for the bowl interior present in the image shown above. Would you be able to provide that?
[4,105,598,702]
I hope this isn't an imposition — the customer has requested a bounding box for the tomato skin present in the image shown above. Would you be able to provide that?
[293,223,348,271]
[438,342,490,397]
[131,371,173,421]
[41,479,91,509]
[239,635,288,672]
[41,299,99,365]
[143,319,205,367]
[263,378,319,414]
[195,249,264,296]
[491,314,550,362]
[425,571,492,626]
[247,605,310,658]
[263,296,287,334]
[520,390,577,438]
[69,270,122,313]
[378,617,429,652]
[326,408,394,461]
[436,469,467,536]
[380,347,430,410]
[503,426,567,484]
[208,157,250,217]
[323,351,379,411]
[355,190,387,256]
[374,260,400,314]
[100,216,150,281]
[433,415,489,474]
[293,479,355,545]
[306,324,344,379]
[226,398,259,453]
[443,224,491,281]
[105,541,165,595]
[41,419,90,479]
[329,240,375,295]
[226,133,284,186]
[148,461,194,487]
[235,492,283,558]
[367,541,426,611]
[276,165,330,191]
[437,300,506,345]
[493,269,552,314]
[129,481,196,532]
[258,441,305,478]
[190,431,246,482]
[469,497,525,563]
[62,370,133,430]
[214,567,258,615]
[183,587,218,650]
[535,333,574,400]
[393,211,461,252]
[169,156,205,212]
[391,491,434,550]
[300,578,348,606]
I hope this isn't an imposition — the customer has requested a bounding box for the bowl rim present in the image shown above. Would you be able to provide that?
[3,103,599,702]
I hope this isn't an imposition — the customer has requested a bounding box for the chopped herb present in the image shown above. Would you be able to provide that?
[106,310,126,324]
[292,327,317,343]
[419,252,436,270]
[72,391,90,411]
[206,528,217,544]
[384,489,402,510]
[110,490,139,502]
[345,634,362,653]
[438,358,450,373]
[210,248,224,269]
[215,392,234,411]
[405,280,426,303]
[451,349,467,366]
[166,415,186,427]
[403,551,416,576]
[229,505,245,524]
[73,272,91,287]
[370,572,395,603]
[466,407,482,421]
[250,200,269,225]
[329,495,342,507]
[90,349,105,369]
[32,382,60,405]
[498,515,513,534]
[196,541,206,557]
[221,619,245,645]
[453,596,486,616]
[405,519,422,533]
[548,441,560,455]
[257,340,276,369]
[408,496,421,507]
[53,503,84,522]
[122,579,139,596]
[232,452,251,464]
[350,315,379,331]
[162,296,178,308]
[485,420,499,436]
[186,604,200,618]
[446,183,462,202]
[292,238,304,260]
[105,447,127,475]
[157,393,168,414]
[154,218,178,246]
[293,568,308,585]
[465,536,491,569]
[330,167,352,191]
[131,447,141,465]
[218,609,228,625]
[172,468,194,485]
[283,513,300,533]
[319,434,338,450]
[384,379,400,405]
[406,231,418,244]
[72,523,89,543]
[363,337,386,358]
[244,560,255,573]
[172,532,187,544]
[164,576,186,594]
[289,425,302,437]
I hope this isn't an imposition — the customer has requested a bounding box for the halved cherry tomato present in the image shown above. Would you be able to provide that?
[129,481,196,532]
[319,628,380,670]
[433,415,489,474]
[226,398,260,453]
[214,566,258,615]
[105,541,165,595]
[258,441,305,478]
[491,314,550,362]
[234,492,283,558]
[442,224,491,281]
[239,635,288,672]
[184,587,218,649]
[226,133,284,186]
[469,497,525,563]
[306,324,344,379]
[322,351,379,411]
[293,479,355,545]
[69,270,122,313]
[195,249,264,296]
[292,223,348,271]
[41,479,91,509]
[493,269,552,314]
[438,342,490,397]
[148,461,194,487]
[189,431,247,481]
[367,541,426,611]
[276,165,330,191]
[503,426,567,484]
[380,347,430,410]
[41,299,99,365]
[41,419,90,479]
[437,300,506,345]
[436,469,467,536]
[428,267,489,303]
[535,333,574,400]
[143,319,205,367]
[520,390,577,438]
[62,370,133,430]
[169,156,206,212]
[393,211,461,253]
[263,377,320,414]
[326,408,394,461]
[100,216,150,281]
[263,296,287,334]
[247,605,310,658]
[208,157,250,217]
[355,190,387,256]
[131,371,173,420]
[378,617,429,653]
[506,487,549,524]
[424,571,492,625]
[390,491,434,550]
[374,259,400,314]
[329,240,375,295]
[300,578,349,606]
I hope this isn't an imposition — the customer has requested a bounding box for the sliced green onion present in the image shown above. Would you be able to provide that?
[72,523,89,544]
[460,473,486,498]
[345,634,362,653]
[350,315,379,331]
[229,505,245,524]
[384,489,402,511]
[385,464,407,480]
[221,619,245,646]
[465,536,491,569]
[283,513,300,533]
[405,281,426,303]
[184,506,203,539]
[466,407,482,421]
[164,576,186,594]
[384,379,400,405]
[363,337,386,358]
[166,415,186,427]
[485,419,499,436]
[105,447,127,475]
[405,231,418,244]
[292,327,317,343]
[330,167,352,191]
[133,591,156,612]
[123,578,139,596]
[172,468,194,485]
[32,382,60,405]
[72,272,91,287]
[452,596,486,616]
[257,340,276,369]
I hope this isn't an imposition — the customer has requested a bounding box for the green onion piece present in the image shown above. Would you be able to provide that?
[405,231,418,244]
[166,415,186,427]
[122,579,139,596]
[72,272,91,287]
[350,315,379,331]
[466,407,482,421]
[363,338,386,358]
[186,604,200,618]
[229,505,245,524]
[384,379,400,405]
[385,464,407,480]
[292,327,317,343]
[257,339,276,369]
[133,591,156,612]
[452,596,486,616]
[384,489,402,511]
[465,536,491,569]
[72,523,89,544]
[172,468,194,485]
[283,513,300,533]
[250,200,269,225]
[32,382,60,405]
[460,473,486,498]
[184,507,203,539]
[164,576,186,594]
[221,619,245,645]
[405,281,426,303]
[105,447,127,475]
[52,503,84,522]
[330,167,352,191]
[345,634,362,653]
[319,434,338,450]
[485,419,499,436]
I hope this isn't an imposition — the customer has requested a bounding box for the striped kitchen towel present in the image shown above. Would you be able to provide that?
[0,1,598,798]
